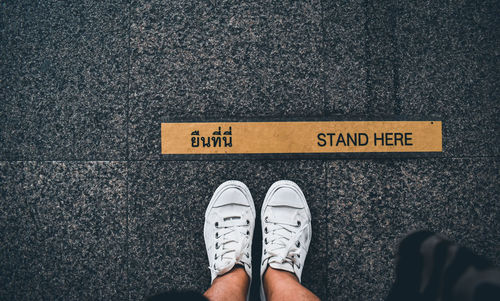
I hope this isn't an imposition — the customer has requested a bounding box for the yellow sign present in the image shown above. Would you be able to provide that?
[161,121,442,154]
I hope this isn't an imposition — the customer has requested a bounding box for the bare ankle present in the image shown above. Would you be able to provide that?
[264,266,299,283]
[213,265,249,285]
[263,267,319,301]
[204,266,249,301]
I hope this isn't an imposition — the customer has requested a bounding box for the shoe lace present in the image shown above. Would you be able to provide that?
[209,213,251,274]
[263,214,307,268]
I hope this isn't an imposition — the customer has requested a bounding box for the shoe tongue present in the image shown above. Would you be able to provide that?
[217,203,248,217]
[220,230,244,262]
[274,226,293,239]
[217,205,245,224]
[223,216,241,222]
[222,242,239,259]
[216,239,244,277]
[267,240,295,274]
[269,207,300,225]
[266,223,297,275]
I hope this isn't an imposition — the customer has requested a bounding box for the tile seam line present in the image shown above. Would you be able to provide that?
[125,0,131,298]
[318,0,328,117]
[391,0,402,115]
[0,155,499,163]
[364,0,374,112]
[323,160,330,301]
[125,162,130,300]
[126,0,131,162]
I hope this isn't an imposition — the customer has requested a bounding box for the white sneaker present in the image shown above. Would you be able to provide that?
[204,180,255,285]
[260,180,312,300]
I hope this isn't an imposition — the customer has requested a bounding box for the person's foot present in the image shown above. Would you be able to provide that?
[204,180,255,284]
[260,180,312,300]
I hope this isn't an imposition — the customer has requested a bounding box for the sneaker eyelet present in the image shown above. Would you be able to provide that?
[215,232,219,238]
[265,216,269,222]
[296,241,300,248]
[215,242,219,249]
[264,249,267,254]
[264,227,268,234]
[264,238,268,244]
[297,220,301,226]
[215,222,219,227]
[246,230,250,235]
[297,254,301,258]
[215,254,218,259]
[246,252,249,258]
[246,219,250,225]
[298,264,301,269]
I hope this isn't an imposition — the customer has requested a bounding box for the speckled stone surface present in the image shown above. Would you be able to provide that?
[323,0,399,115]
[1,0,499,300]
[322,0,367,115]
[129,0,325,159]
[396,1,500,156]
[0,161,127,300]
[323,0,499,156]
[127,160,328,300]
[326,158,499,301]
[0,1,128,160]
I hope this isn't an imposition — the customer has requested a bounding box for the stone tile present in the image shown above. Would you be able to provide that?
[325,158,499,300]
[364,0,398,115]
[0,1,128,160]
[398,51,498,118]
[323,0,499,156]
[396,1,499,156]
[323,0,367,114]
[323,0,398,115]
[442,114,499,157]
[397,1,498,60]
[127,160,327,300]
[129,0,325,159]
[366,58,396,115]
[0,161,127,300]
[365,0,397,60]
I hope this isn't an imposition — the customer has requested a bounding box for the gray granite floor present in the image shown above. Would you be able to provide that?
[1,0,498,300]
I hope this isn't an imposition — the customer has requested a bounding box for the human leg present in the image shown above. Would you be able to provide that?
[263,267,319,301]
[203,265,249,301]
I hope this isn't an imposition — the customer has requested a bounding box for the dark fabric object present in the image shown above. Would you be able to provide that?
[386,230,500,301]
[146,291,208,301]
